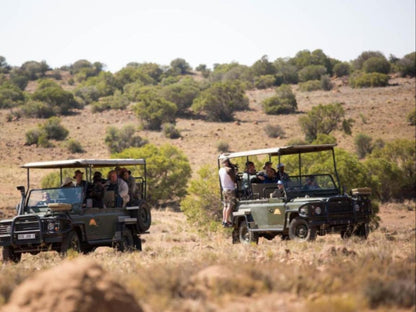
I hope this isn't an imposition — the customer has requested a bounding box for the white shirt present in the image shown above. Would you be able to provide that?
[219,167,235,190]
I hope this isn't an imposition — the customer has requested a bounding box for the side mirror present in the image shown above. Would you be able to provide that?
[17,185,25,194]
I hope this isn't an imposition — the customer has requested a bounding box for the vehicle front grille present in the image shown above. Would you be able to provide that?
[326,197,353,220]
[14,216,41,233]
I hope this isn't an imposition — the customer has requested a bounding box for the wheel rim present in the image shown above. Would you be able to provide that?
[240,224,250,242]
[295,224,308,239]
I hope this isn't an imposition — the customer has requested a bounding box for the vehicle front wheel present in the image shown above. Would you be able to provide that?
[2,246,22,263]
[354,223,369,239]
[238,221,258,244]
[60,230,81,255]
[115,229,134,252]
[288,217,316,241]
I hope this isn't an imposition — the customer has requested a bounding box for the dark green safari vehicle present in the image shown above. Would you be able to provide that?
[0,159,151,263]
[218,144,372,244]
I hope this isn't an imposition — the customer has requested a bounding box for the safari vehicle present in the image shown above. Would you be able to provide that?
[218,144,372,244]
[0,159,151,263]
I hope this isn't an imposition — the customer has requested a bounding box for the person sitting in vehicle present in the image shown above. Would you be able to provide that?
[37,192,51,206]
[119,168,139,205]
[303,176,320,190]
[276,163,290,186]
[88,175,105,208]
[242,161,264,186]
[104,170,129,208]
[263,166,278,184]
[257,161,272,178]
[61,177,74,187]
[271,180,287,199]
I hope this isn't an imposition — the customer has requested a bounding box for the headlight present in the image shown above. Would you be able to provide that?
[314,206,322,215]
[299,207,309,216]
[6,225,12,234]
[354,204,360,212]
[47,221,60,232]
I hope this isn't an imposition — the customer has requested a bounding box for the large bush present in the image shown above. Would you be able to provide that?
[82,71,118,97]
[298,80,321,92]
[169,58,192,75]
[104,124,148,153]
[354,133,373,159]
[333,62,351,77]
[353,51,386,70]
[21,60,49,80]
[114,144,191,205]
[180,165,222,231]
[298,65,327,82]
[262,84,297,115]
[29,79,80,116]
[90,90,129,113]
[251,55,276,76]
[397,52,416,77]
[349,72,389,88]
[363,57,391,74]
[133,89,177,130]
[299,102,348,142]
[254,75,277,89]
[191,80,248,121]
[0,82,25,108]
[159,77,200,114]
[24,117,68,146]
[114,65,155,88]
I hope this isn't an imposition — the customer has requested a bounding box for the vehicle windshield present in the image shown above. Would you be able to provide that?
[26,187,83,213]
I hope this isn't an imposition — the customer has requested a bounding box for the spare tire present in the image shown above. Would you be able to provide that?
[137,202,151,233]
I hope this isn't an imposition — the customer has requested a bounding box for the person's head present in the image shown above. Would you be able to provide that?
[108,170,118,183]
[42,192,50,201]
[93,171,102,179]
[277,180,284,189]
[73,170,83,182]
[263,161,272,170]
[119,168,129,180]
[245,161,256,173]
[220,157,230,167]
[277,163,285,172]
[266,167,276,177]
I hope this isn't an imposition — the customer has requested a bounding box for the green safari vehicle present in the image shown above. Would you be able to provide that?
[218,144,372,244]
[0,159,151,263]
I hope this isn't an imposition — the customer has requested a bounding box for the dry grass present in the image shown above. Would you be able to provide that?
[1,205,415,311]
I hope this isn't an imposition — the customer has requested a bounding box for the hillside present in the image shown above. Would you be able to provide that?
[0,76,414,209]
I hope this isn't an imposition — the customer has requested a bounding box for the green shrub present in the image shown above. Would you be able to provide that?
[298,65,327,82]
[159,78,200,114]
[299,102,347,142]
[133,90,177,130]
[191,80,249,121]
[407,108,416,125]
[91,90,129,113]
[162,123,181,139]
[299,80,321,92]
[74,86,100,105]
[254,75,276,89]
[115,144,191,206]
[216,141,229,153]
[40,117,69,140]
[251,55,276,76]
[25,129,41,146]
[354,133,373,158]
[353,51,386,70]
[363,56,391,74]
[333,62,351,77]
[263,124,285,138]
[0,83,25,108]
[320,75,333,91]
[262,84,297,115]
[38,133,53,148]
[20,100,55,118]
[66,139,85,153]
[82,71,118,97]
[104,125,148,153]
[169,58,192,75]
[349,72,389,88]
[397,52,416,77]
[312,134,337,144]
[180,165,222,231]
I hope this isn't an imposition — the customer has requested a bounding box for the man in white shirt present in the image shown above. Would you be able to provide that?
[219,157,236,227]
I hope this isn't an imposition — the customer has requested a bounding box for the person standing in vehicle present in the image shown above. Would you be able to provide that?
[276,163,290,186]
[73,170,89,200]
[219,158,236,227]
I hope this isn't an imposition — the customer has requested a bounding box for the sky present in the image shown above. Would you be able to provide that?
[1,0,415,72]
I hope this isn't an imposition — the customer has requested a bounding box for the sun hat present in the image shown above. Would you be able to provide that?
[61,177,73,187]
[277,180,283,185]
[277,163,285,168]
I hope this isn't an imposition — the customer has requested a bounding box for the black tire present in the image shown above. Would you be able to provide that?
[288,217,316,241]
[354,223,369,239]
[340,228,353,239]
[137,203,151,233]
[238,220,258,244]
[115,229,134,252]
[60,230,81,254]
[2,246,22,263]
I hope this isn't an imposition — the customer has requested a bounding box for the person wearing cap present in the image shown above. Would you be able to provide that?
[271,180,287,199]
[219,157,236,227]
[276,163,290,185]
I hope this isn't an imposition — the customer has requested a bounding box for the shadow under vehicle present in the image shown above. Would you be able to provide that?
[0,159,151,263]
[218,144,373,244]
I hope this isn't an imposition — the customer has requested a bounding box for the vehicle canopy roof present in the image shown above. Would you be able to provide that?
[22,158,146,169]
[218,144,336,160]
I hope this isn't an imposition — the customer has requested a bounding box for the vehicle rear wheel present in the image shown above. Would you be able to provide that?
[288,217,316,241]
[60,230,81,255]
[115,229,134,252]
[238,221,258,244]
[137,203,151,233]
[354,223,369,239]
[2,246,22,263]
[340,228,353,239]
